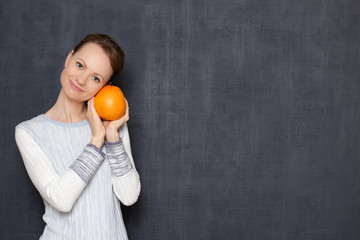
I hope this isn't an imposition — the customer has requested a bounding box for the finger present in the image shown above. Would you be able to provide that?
[87,98,94,111]
[125,99,129,115]
[87,98,93,117]
[103,120,110,128]
[89,97,94,109]
[89,98,99,115]
[88,97,94,105]
[121,98,129,120]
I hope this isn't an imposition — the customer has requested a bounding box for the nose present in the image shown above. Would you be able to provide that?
[75,73,87,86]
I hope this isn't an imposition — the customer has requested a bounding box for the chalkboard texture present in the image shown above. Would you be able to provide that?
[1,0,360,239]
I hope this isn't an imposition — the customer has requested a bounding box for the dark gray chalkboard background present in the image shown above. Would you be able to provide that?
[1,0,360,239]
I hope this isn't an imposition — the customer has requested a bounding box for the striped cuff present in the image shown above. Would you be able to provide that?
[105,139,133,177]
[70,144,105,183]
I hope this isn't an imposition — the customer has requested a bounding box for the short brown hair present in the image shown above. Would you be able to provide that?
[73,33,125,76]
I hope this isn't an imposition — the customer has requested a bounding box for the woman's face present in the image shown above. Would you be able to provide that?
[60,42,113,103]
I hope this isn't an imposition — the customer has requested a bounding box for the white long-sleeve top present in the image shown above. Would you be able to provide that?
[15,114,140,240]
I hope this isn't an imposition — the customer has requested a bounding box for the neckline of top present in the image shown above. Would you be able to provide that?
[39,114,89,128]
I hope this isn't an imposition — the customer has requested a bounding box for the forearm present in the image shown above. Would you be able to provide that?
[70,144,105,183]
[112,170,141,206]
[105,131,140,205]
[105,126,120,143]
[15,127,104,212]
[105,139,133,177]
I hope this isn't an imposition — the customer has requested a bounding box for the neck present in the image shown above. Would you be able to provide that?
[45,89,87,123]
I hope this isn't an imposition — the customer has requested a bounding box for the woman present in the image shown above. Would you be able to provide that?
[15,33,140,240]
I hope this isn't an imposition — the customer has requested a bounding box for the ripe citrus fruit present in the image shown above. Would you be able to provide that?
[94,85,126,121]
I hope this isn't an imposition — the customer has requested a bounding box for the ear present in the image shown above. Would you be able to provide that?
[64,50,74,67]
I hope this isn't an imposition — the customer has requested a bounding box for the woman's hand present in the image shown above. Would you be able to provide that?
[103,99,130,142]
[87,97,106,149]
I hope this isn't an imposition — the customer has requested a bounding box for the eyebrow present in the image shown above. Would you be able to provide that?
[77,57,105,81]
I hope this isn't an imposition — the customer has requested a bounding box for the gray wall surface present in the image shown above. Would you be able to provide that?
[1,0,360,239]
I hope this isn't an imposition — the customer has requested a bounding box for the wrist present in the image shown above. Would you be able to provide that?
[106,129,120,142]
[90,136,105,149]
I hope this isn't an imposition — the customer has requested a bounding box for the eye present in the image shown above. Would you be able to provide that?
[92,76,100,83]
[76,62,83,69]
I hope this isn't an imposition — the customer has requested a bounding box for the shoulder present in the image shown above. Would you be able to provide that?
[16,114,44,131]
[15,116,42,149]
[15,114,46,139]
[15,114,57,152]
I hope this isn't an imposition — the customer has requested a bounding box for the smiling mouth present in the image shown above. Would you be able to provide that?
[70,81,84,92]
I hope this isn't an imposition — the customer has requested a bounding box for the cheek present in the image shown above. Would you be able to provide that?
[88,82,107,96]
[60,70,67,86]
[61,65,74,82]
[60,67,74,88]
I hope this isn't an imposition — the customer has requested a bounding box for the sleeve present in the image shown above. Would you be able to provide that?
[105,122,141,206]
[15,127,105,212]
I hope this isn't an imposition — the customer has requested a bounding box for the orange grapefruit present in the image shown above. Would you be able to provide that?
[94,85,126,121]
